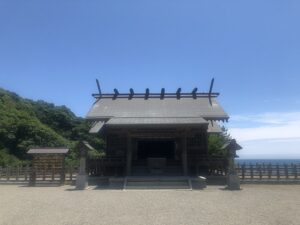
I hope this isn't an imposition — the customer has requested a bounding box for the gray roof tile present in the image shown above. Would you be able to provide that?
[86,97,229,120]
[27,148,69,154]
[106,117,208,126]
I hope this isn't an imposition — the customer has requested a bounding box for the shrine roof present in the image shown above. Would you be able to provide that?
[27,148,69,154]
[86,96,229,121]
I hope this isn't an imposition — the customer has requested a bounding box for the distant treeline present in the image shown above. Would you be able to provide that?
[0,88,104,167]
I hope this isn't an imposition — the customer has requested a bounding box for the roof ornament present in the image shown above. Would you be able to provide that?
[209,78,215,106]
[160,88,165,99]
[96,79,102,97]
[176,88,181,99]
[129,88,134,99]
[145,88,150,100]
[91,78,220,99]
[113,88,119,100]
[192,87,198,99]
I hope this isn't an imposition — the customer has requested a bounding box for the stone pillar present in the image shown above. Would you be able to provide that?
[227,148,240,190]
[182,131,188,176]
[76,149,88,190]
[29,167,36,187]
[126,133,132,176]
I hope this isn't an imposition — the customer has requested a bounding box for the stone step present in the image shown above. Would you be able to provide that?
[126,181,189,186]
[125,177,192,190]
[127,177,188,182]
[126,185,190,190]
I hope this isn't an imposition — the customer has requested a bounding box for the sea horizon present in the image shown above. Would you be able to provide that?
[236,158,300,165]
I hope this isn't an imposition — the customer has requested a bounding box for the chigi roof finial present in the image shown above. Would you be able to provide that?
[96,79,102,97]
[209,78,215,106]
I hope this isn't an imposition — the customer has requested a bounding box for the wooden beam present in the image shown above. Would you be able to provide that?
[145,88,150,99]
[92,92,220,99]
[113,88,119,99]
[192,87,198,99]
[182,131,188,176]
[192,87,198,93]
[160,88,165,99]
[96,79,102,96]
[126,133,132,176]
[129,88,134,99]
[176,88,181,99]
[209,78,214,105]
[209,78,214,94]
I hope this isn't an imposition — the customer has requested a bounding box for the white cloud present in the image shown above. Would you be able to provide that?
[229,112,300,142]
[230,112,300,125]
[227,112,300,159]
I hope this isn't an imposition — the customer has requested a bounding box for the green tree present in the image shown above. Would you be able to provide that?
[208,126,232,157]
[0,87,104,166]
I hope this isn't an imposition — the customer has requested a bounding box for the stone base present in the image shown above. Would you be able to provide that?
[109,177,125,188]
[190,176,207,190]
[227,174,240,190]
[76,174,88,190]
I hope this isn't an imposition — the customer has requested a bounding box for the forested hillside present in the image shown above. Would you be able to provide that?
[0,88,104,166]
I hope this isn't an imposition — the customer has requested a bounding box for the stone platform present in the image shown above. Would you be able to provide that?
[105,176,207,190]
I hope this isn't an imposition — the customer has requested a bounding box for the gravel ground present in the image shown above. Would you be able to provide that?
[0,185,299,225]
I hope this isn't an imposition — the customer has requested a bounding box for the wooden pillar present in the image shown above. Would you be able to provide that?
[203,129,209,155]
[126,133,132,176]
[182,131,188,176]
[60,156,66,185]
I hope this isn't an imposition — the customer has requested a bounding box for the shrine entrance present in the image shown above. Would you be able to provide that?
[137,139,175,160]
[131,138,182,176]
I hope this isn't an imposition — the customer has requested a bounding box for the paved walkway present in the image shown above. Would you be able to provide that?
[0,185,299,225]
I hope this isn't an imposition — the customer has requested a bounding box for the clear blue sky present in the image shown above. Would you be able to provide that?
[1,0,300,158]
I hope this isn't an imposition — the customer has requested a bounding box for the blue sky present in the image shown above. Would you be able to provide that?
[1,1,300,158]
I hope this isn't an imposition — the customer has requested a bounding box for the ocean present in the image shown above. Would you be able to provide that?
[236,159,300,165]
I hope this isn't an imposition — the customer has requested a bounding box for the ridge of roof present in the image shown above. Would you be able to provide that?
[92,78,219,100]
[92,92,220,99]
